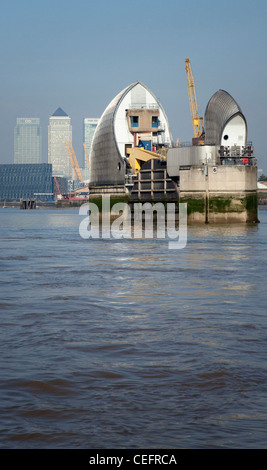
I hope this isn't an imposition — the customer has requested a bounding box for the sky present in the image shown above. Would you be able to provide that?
[0,0,266,172]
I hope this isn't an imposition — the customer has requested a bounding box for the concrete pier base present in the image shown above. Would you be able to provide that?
[179,165,259,223]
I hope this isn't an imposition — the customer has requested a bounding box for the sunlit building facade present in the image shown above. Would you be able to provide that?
[48,107,72,179]
[83,118,99,180]
[14,118,42,164]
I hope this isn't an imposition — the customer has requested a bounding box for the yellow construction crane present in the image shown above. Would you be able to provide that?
[185,58,204,145]
[66,141,83,182]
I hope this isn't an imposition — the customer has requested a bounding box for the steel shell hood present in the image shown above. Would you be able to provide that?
[89,81,172,187]
[89,85,131,186]
[204,90,247,146]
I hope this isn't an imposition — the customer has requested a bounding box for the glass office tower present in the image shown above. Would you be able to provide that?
[83,118,99,180]
[14,118,42,164]
[48,108,72,179]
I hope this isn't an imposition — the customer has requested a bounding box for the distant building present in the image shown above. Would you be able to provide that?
[0,164,53,201]
[14,118,42,164]
[83,118,99,180]
[48,107,72,179]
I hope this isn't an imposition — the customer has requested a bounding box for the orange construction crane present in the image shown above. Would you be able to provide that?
[69,141,83,183]
[66,142,79,180]
[66,141,83,182]
[83,142,90,170]
[185,58,204,145]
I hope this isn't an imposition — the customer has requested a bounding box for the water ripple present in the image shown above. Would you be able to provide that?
[0,208,267,448]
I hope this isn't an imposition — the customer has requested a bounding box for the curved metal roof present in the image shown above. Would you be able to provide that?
[89,81,172,187]
[89,83,134,186]
[204,90,246,145]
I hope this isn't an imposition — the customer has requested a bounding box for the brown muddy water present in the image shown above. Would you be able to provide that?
[0,206,267,448]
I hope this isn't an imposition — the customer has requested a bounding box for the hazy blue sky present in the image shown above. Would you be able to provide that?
[0,0,266,171]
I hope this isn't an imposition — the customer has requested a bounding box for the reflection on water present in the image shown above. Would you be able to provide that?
[0,207,266,448]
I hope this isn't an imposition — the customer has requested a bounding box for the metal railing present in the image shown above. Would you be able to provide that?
[128,103,159,110]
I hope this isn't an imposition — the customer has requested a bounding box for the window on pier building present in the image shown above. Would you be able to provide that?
[152,116,159,128]
[131,116,139,127]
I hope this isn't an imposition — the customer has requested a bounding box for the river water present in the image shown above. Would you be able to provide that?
[0,205,267,449]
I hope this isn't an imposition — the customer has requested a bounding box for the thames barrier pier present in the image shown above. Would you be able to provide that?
[0,60,258,220]
[88,79,258,223]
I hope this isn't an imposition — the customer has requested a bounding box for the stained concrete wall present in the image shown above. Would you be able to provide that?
[179,165,258,223]
[180,165,257,193]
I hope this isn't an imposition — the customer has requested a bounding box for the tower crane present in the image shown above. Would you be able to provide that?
[185,58,204,145]
[66,141,83,183]
[69,141,83,183]
[66,142,79,180]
